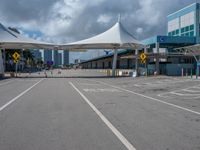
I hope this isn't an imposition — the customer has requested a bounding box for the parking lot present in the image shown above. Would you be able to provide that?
[0,70,200,150]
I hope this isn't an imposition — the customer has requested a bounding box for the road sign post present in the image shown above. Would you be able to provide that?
[15,62,18,77]
[139,53,147,76]
[12,52,20,77]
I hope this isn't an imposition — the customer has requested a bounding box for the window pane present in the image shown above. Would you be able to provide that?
[190,31,194,36]
[185,26,189,32]
[181,28,184,33]
[190,25,194,30]
[176,29,179,34]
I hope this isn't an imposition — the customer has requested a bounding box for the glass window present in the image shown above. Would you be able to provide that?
[185,26,189,32]
[172,31,176,35]
[181,33,185,36]
[185,32,189,36]
[190,25,194,30]
[181,28,185,33]
[168,32,171,36]
[176,29,179,34]
[190,31,194,36]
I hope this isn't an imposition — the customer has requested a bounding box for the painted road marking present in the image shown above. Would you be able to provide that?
[182,89,200,93]
[92,80,200,116]
[78,83,100,86]
[170,92,200,96]
[69,82,136,150]
[158,85,200,99]
[134,79,200,87]
[0,79,44,112]
[83,88,122,93]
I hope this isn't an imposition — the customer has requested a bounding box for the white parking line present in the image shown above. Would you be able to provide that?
[134,79,199,87]
[182,89,200,93]
[170,92,200,96]
[78,83,100,86]
[92,80,200,116]
[69,82,136,150]
[0,79,44,112]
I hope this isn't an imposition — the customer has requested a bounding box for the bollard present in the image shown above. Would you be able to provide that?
[181,68,184,77]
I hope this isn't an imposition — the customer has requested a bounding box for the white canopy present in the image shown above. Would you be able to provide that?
[0,23,54,49]
[61,20,144,50]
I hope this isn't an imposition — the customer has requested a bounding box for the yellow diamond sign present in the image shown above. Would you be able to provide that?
[12,52,20,61]
[140,53,147,61]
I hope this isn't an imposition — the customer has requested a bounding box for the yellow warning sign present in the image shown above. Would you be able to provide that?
[140,53,147,64]
[140,53,147,60]
[12,52,20,61]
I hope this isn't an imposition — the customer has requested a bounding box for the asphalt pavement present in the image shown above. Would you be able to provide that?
[0,70,200,150]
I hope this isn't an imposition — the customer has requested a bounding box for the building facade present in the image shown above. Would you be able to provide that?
[167,3,200,42]
[53,51,59,66]
[63,50,69,65]
[58,52,62,66]
[44,50,53,64]
[31,49,42,60]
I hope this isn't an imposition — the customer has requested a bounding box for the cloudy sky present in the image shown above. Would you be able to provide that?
[0,0,198,62]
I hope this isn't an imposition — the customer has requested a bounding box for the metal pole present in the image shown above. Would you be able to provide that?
[112,49,118,76]
[135,49,138,77]
[156,42,160,75]
[15,62,18,77]
[144,46,148,77]
[3,49,6,73]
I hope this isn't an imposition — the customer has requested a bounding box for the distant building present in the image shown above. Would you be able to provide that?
[74,59,85,64]
[63,50,69,65]
[31,49,42,60]
[58,52,62,66]
[53,51,59,66]
[44,50,53,64]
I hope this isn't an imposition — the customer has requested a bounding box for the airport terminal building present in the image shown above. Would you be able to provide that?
[79,3,200,76]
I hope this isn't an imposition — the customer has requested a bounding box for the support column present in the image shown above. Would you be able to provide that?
[155,42,160,75]
[135,49,138,76]
[3,49,6,72]
[0,49,5,77]
[112,49,118,76]
[144,46,148,76]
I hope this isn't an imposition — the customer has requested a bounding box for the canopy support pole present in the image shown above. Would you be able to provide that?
[156,42,160,75]
[135,49,138,77]
[0,49,5,77]
[112,49,118,76]
[3,49,6,77]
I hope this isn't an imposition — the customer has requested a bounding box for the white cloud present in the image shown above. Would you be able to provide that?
[97,14,112,24]
[136,27,143,34]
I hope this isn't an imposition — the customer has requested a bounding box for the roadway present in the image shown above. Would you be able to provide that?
[0,71,200,150]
